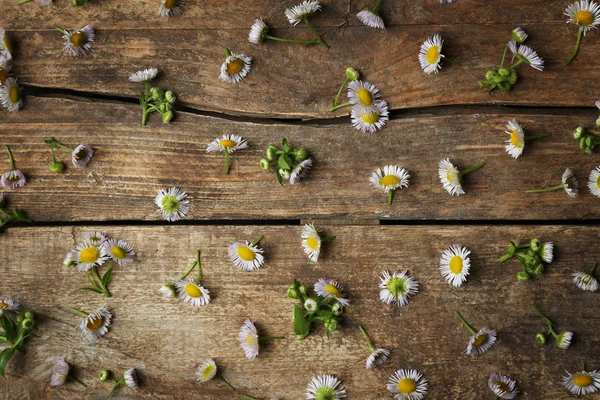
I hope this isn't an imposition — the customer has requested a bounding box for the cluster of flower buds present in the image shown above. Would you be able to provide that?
[498,238,553,281]
[148,87,177,124]
[573,126,600,154]
[0,299,35,377]
[260,138,313,185]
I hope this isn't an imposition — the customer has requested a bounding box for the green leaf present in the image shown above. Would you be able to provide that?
[102,265,113,287]
[0,348,16,378]
[277,156,290,171]
[293,305,310,339]
[281,138,289,152]
[275,169,283,186]
[71,287,104,295]
[0,316,16,343]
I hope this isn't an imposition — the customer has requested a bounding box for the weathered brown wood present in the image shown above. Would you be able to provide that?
[0,225,598,398]
[1,96,600,222]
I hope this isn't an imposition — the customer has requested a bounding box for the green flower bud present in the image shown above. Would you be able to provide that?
[294,148,309,162]
[150,87,164,101]
[508,69,518,85]
[165,91,176,104]
[517,271,529,281]
[298,285,308,296]
[162,110,174,123]
[497,81,512,93]
[530,238,542,252]
[279,169,291,180]
[485,70,496,81]
[580,137,588,150]
[596,117,600,127]
[586,136,594,149]
[159,103,169,113]
[21,318,34,330]
[498,68,510,77]
[50,161,65,173]
[266,145,279,161]
[16,315,24,323]
[287,287,299,299]
[331,302,343,316]
[324,318,338,333]
[345,67,360,81]
[24,312,34,320]
[260,158,271,170]
[574,126,585,140]
[99,370,112,382]
[535,333,547,345]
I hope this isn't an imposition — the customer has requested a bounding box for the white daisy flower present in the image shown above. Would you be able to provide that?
[540,242,553,263]
[466,328,497,355]
[103,239,135,266]
[351,100,389,133]
[306,375,346,400]
[50,358,70,387]
[378,270,419,306]
[369,165,410,204]
[563,369,600,395]
[248,19,269,44]
[229,238,265,271]
[557,331,573,349]
[70,240,109,272]
[565,0,600,34]
[0,28,14,58]
[0,77,23,112]
[239,319,259,359]
[63,252,76,267]
[301,223,321,262]
[154,187,190,222]
[196,359,217,382]
[159,284,176,297]
[0,54,11,85]
[71,144,93,168]
[488,373,519,399]
[562,168,579,198]
[83,231,107,244]
[516,44,544,71]
[206,134,248,153]
[124,368,138,388]
[78,305,112,342]
[290,159,313,185]
[512,27,528,43]
[285,0,322,26]
[573,263,599,291]
[588,166,600,197]
[438,159,464,196]
[0,298,20,316]
[1,170,26,189]
[314,278,349,306]
[386,369,428,400]
[357,10,385,29]
[60,26,95,57]
[347,80,381,112]
[440,244,471,287]
[219,51,252,84]
[508,39,518,55]
[419,34,444,74]
[129,68,158,83]
[304,298,317,312]
[158,0,185,18]
[366,348,390,369]
[504,119,525,158]
[175,279,211,306]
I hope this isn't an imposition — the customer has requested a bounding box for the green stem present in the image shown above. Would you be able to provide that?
[91,266,111,297]
[499,44,509,69]
[332,76,350,108]
[85,271,100,289]
[371,0,384,14]
[142,109,150,126]
[388,189,394,205]
[216,375,236,391]
[525,183,564,193]
[566,29,584,66]
[258,335,285,341]
[5,145,15,171]
[509,57,526,69]
[239,394,258,400]
[359,325,375,352]
[70,308,89,318]
[445,58,462,67]
[498,253,512,263]
[589,262,598,276]
[107,378,124,398]
[179,260,198,281]
[50,144,58,163]
[582,362,586,371]
[224,48,232,57]
[196,250,202,284]
[56,27,67,34]
[264,34,320,45]
[251,235,264,246]
[17,0,33,3]
[67,375,88,387]
[321,235,336,242]
[459,162,485,176]
[303,17,329,49]
[456,312,477,336]
[329,101,353,112]
[531,304,554,329]
[225,150,231,175]
[524,133,551,141]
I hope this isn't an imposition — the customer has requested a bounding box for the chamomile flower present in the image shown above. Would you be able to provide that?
[159,284,176,297]
[229,236,265,271]
[378,270,419,306]
[129,68,158,83]
[0,298,20,316]
[386,369,428,400]
[488,373,519,399]
[50,359,70,387]
[557,331,574,349]
[68,144,93,168]
[512,27,528,43]
[588,166,600,197]
[563,368,600,395]
[239,320,259,359]
[196,359,217,382]
[155,187,190,222]
[285,0,322,26]
[0,77,23,112]
[59,26,95,57]
[419,34,444,74]
[314,278,349,306]
[359,325,390,369]
[0,28,14,58]
[70,240,109,271]
[504,119,525,158]
[540,242,554,263]
[83,231,107,244]
[351,100,389,133]
[0,55,11,85]
[0,170,26,189]
[76,305,112,342]
[207,134,248,174]
[158,0,185,18]
[370,165,410,204]
[347,80,380,112]
[290,159,313,184]
[573,262,599,291]
[64,253,76,267]
[304,298,318,311]
[515,44,544,71]
[438,159,463,196]
[301,223,321,262]
[563,168,579,198]
[306,375,346,400]
[566,1,600,34]
[440,244,471,287]
[219,50,252,84]
[248,19,269,44]
[357,10,385,29]
[531,304,574,349]
[103,239,135,266]
[124,368,138,388]
[456,312,497,356]
[175,279,211,306]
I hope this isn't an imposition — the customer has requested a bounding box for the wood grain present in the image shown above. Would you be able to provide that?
[1,96,600,222]
[0,225,598,399]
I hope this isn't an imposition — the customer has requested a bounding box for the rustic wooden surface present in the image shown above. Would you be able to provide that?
[1,96,599,222]
[0,225,598,399]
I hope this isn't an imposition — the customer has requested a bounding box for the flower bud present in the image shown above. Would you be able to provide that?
[298,285,308,296]
[16,315,24,323]
[165,91,176,104]
[512,28,528,43]
[485,70,496,81]
[150,87,164,101]
[294,148,309,162]
[279,169,291,180]
[508,69,518,85]
[535,333,547,345]
[50,161,65,173]
[332,302,343,316]
[159,284,176,298]
[24,311,34,320]
[586,136,594,149]
[160,103,169,113]
[287,287,299,299]
[260,158,271,170]
[574,126,585,140]
[345,67,360,81]
[596,117,600,127]
[530,238,541,252]
[99,370,112,382]
[324,318,338,333]
[580,137,588,150]
[162,111,174,123]
[266,145,279,161]
[498,68,510,77]
[517,271,529,281]
[21,318,34,330]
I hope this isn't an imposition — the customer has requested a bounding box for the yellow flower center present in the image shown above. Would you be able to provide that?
[510,130,522,148]
[361,111,379,124]
[110,246,127,260]
[573,374,593,387]
[473,334,488,347]
[164,0,177,9]
[357,88,373,106]
[324,284,341,297]
[0,68,8,84]
[307,237,319,251]
[449,256,463,274]
[380,175,400,187]
[574,10,594,26]
[237,246,256,261]
[70,32,86,47]
[3,36,13,54]
[80,247,100,263]
[426,45,440,64]
[493,381,511,392]
[9,86,20,103]
[398,378,416,394]
[86,315,103,330]
[203,364,214,380]
[446,168,455,183]
[225,58,245,74]
[185,283,202,298]
[596,176,600,188]
[246,334,255,345]
[219,139,237,149]
[0,302,6,309]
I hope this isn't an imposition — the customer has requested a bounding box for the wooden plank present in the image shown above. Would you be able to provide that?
[2,96,600,222]
[0,225,598,399]
[1,20,598,117]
